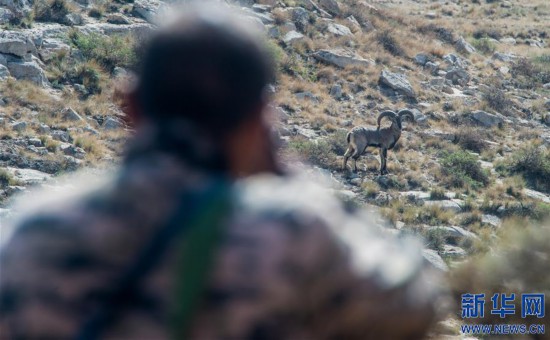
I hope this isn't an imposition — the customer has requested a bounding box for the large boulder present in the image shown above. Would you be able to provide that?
[7,60,49,86]
[470,110,504,128]
[0,32,36,58]
[132,0,162,24]
[313,49,372,68]
[379,70,416,98]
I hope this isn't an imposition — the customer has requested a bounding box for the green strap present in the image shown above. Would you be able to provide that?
[172,184,232,339]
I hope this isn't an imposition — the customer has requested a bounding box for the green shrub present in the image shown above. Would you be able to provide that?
[69,30,136,71]
[288,138,336,168]
[34,0,71,23]
[430,187,447,200]
[471,37,496,55]
[509,146,550,193]
[441,151,490,189]
[482,88,512,114]
[455,128,487,153]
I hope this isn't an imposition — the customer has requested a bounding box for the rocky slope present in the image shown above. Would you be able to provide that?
[1,0,550,336]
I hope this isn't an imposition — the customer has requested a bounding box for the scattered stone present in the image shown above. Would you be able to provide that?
[427,226,479,244]
[422,249,448,272]
[424,200,462,213]
[51,130,71,143]
[282,30,304,45]
[482,214,501,228]
[379,70,415,98]
[103,116,125,130]
[329,84,342,99]
[63,13,83,26]
[327,23,352,36]
[313,49,372,68]
[455,36,476,54]
[445,67,470,86]
[414,53,431,66]
[107,14,132,25]
[63,107,83,121]
[493,52,517,63]
[11,121,27,132]
[440,244,467,259]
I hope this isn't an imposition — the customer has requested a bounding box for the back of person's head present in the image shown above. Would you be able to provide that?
[135,4,274,135]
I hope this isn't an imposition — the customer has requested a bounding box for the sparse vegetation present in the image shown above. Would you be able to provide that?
[69,31,137,72]
[440,151,490,189]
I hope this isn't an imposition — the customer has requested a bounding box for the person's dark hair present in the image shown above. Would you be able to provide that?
[135,7,275,135]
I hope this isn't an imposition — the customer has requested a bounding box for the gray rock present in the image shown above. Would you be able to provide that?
[424,200,462,212]
[103,116,125,130]
[282,30,304,45]
[107,14,132,25]
[440,244,467,259]
[481,214,501,227]
[132,0,161,23]
[319,0,340,16]
[493,52,517,63]
[11,121,27,132]
[329,84,342,99]
[414,53,431,66]
[38,123,50,133]
[294,91,319,102]
[60,143,86,159]
[327,23,352,36]
[291,7,309,32]
[0,64,9,80]
[63,107,83,121]
[27,137,42,147]
[63,13,83,26]
[345,15,361,32]
[455,36,476,54]
[427,226,478,244]
[39,38,71,62]
[523,188,550,204]
[422,249,448,272]
[0,8,13,24]
[471,110,504,128]
[51,130,71,142]
[313,49,372,68]
[5,167,50,185]
[0,33,35,58]
[7,60,49,86]
[379,70,415,98]
[445,67,470,85]
[500,37,516,45]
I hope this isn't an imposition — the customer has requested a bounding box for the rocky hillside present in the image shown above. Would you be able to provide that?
[1,0,550,335]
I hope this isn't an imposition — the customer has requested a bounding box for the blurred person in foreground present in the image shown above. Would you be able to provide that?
[0,4,441,339]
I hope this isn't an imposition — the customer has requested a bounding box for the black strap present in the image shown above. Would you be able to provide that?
[75,179,230,340]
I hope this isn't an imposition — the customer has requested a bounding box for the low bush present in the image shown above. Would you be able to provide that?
[509,146,550,193]
[69,30,136,71]
[376,30,405,57]
[441,151,490,189]
[34,0,71,23]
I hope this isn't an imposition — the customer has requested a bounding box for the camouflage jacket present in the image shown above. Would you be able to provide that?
[0,126,440,339]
